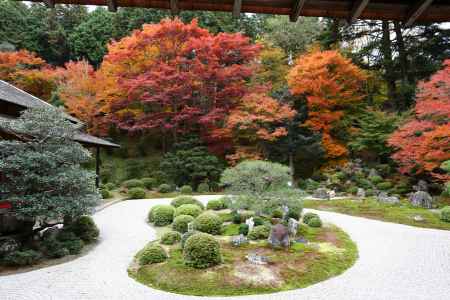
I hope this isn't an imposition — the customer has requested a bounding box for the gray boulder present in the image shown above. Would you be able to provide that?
[409,191,433,208]
[377,192,400,204]
[413,180,428,192]
[268,224,290,248]
[313,188,330,200]
[368,168,379,177]
[0,237,20,256]
[357,188,366,198]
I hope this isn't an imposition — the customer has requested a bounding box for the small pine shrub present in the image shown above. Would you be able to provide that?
[149,205,175,226]
[181,230,197,249]
[171,196,204,209]
[180,185,193,194]
[238,223,249,235]
[248,225,270,240]
[347,186,358,195]
[128,187,146,199]
[172,214,195,233]
[369,175,383,184]
[141,178,156,189]
[3,250,42,266]
[139,244,167,265]
[287,210,300,220]
[272,209,283,218]
[158,184,172,193]
[100,189,112,199]
[104,182,116,191]
[232,212,241,224]
[71,216,99,243]
[160,231,182,245]
[377,182,393,190]
[206,199,225,210]
[297,224,309,236]
[197,182,210,193]
[303,212,319,225]
[253,216,264,226]
[175,204,203,218]
[183,233,221,269]
[43,238,70,258]
[193,212,223,235]
[61,239,84,255]
[308,217,322,228]
[122,179,144,189]
[441,206,450,222]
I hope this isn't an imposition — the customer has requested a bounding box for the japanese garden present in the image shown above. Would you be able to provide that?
[0,1,449,299]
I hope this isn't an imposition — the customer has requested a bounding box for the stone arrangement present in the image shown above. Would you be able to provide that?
[231,234,248,247]
[409,191,433,209]
[246,252,268,265]
[268,223,289,248]
[377,192,400,204]
[288,218,299,237]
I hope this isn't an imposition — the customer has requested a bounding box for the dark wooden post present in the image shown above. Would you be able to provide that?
[95,146,100,188]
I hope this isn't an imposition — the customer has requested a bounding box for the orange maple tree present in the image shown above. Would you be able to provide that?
[287,48,367,162]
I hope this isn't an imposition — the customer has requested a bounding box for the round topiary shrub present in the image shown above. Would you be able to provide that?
[248,225,270,240]
[128,187,146,199]
[272,209,283,218]
[369,175,383,184]
[104,182,116,191]
[232,212,242,224]
[193,212,223,235]
[197,182,210,193]
[123,179,144,189]
[71,216,99,243]
[101,189,112,199]
[183,233,221,269]
[238,223,249,235]
[377,182,393,190]
[172,215,195,233]
[3,250,42,266]
[347,186,358,195]
[158,184,173,193]
[160,231,182,245]
[308,217,322,228]
[180,185,193,194]
[253,216,264,226]
[302,212,319,225]
[175,204,203,218]
[141,177,156,189]
[149,205,176,226]
[441,206,450,222]
[171,196,204,209]
[181,230,197,249]
[139,244,167,265]
[206,199,225,210]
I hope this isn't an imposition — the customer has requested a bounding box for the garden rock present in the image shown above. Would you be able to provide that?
[313,188,330,200]
[357,188,366,198]
[41,225,62,240]
[0,237,20,256]
[413,215,424,222]
[368,168,379,177]
[288,218,299,237]
[231,234,248,247]
[187,222,194,233]
[413,180,428,192]
[409,191,433,209]
[245,217,254,232]
[268,224,289,248]
[377,192,399,204]
[246,252,268,265]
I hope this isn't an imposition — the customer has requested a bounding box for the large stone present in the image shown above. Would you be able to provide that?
[357,188,366,198]
[231,234,248,247]
[368,168,379,177]
[268,224,289,248]
[313,188,330,200]
[0,237,20,256]
[288,218,299,237]
[413,180,428,192]
[245,217,254,233]
[409,191,433,209]
[377,192,400,204]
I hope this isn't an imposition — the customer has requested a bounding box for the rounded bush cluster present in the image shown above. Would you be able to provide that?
[193,212,223,235]
[172,214,195,233]
[441,206,450,222]
[239,223,249,235]
[369,175,383,184]
[180,185,193,194]
[171,196,204,209]
[308,217,322,228]
[148,205,176,226]
[104,182,116,191]
[123,179,144,189]
[3,250,42,266]
[71,216,99,243]
[377,182,393,190]
[206,199,225,210]
[183,233,221,269]
[141,177,156,189]
[197,182,210,193]
[175,204,203,218]
[160,231,182,245]
[101,189,112,199]
[248,225,270,240]
[158,184,173,193]
[302,212,319,224]
[128,187,146,199]
[181,230,197,249]
[253,216,264,226]
[139,244,167,265]
[272,209,283,218]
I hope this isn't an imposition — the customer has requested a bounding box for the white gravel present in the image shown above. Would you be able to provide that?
[1,195,450,300]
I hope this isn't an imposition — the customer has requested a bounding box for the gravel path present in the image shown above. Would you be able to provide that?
[1,195,450,300]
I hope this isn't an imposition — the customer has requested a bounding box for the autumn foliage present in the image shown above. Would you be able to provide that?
[388,59,450,181]
[287,48,367,161]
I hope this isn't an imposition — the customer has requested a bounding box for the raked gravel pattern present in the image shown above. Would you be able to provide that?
[1,195,450,300]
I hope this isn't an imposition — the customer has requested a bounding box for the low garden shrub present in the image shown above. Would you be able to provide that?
[180,185,193,194]
[197,182,210,193]
[172,215,195,233]
[193,212,223,235]
[207,199,225,210]
[139,244,167,265]
[71,216,99,243]
[239,223,249,235]
[149,205,175,226]
[128,187,146,199]
[101,189,112,199]
[347,186,358,195]
[104,182,116,191]
[441,206,450,222]
[3,250,42,266]
[181,230,197,249]
[158,184,173,193]
[303,212,319,225]
[160,231,182,245]
[248,225,270,240]
[253,216,264,226]
[377,181,393,190]
[142,178,156,189]
[232,212,242,224]
[43,239,70,258]
[171,196,204,209]
[287,210,300,220]
[60,239,84,255]
[175,204,203,218]
[123,179,144,189]
[183,233,221,269]
[272,209,283,218]
[369,175,383,184]
[308,217,322,228]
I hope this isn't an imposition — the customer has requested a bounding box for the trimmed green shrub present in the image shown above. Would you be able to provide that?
[366,189,375,197]
[71,216,99,243]
[253,216,264,226]
[220,196,233,209]
[287,210,300,220]
[240,211,255,223]
[180,185,193,194]
[441,206,450,222]
[197,182,210,193]
[297,224,309,236]
[377,182,393,190]
[441,183,450,197]
[142,178,156,189]
[3,250,42,266]
[61,239,84,255]
[172,215,195,233]
[303,212,319,225]
[128,187,146,199]
[44,239,70,258]
[183,233,221,269]
[239,224,249,235]
[123,179,144,189]
[139,244,167,265]
[207,199,225,210]
[149,205,175,226]
[158,184,172,193]
[308,217,322,228]
[160,231,182,245]
[101,189,112,199]
[248,225,270,240]
[175,204,203,218]
[272,209,283,218]
[347,186,358,195]
[171,196,204,209]
[181,230,197,249]
[232,212,242,224]
[369,175,383,184]
[193,212,223,235]
[104,182,116,191]
[355,178,372,189]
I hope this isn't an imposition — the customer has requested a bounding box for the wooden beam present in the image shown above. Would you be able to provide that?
[348,0,370,24]
[106,0,117,12]
[170,0,179,15]
[405,0,434,27]
[232,0,242,18]
[43,0,55,8]
[290,0,307,22]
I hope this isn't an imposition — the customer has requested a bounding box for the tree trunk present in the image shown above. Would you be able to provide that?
[289,151,295,182]
[381,21,397,111]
